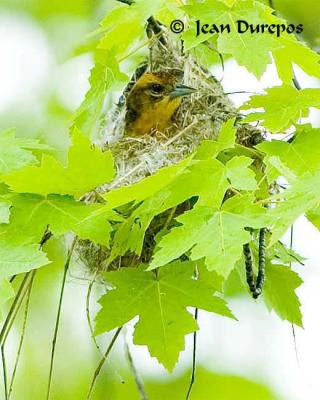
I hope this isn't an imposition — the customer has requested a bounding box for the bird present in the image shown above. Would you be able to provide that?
[125,71,196,136]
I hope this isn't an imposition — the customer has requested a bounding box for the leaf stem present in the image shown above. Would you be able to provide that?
[46,240,75,400]
[186,308,198,400]
[1,344,8,400]
[86,275,102,354]
[87,327,122,399]
[8,272,35,399]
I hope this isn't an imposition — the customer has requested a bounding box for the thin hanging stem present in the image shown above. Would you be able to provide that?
[289,226,300,365]
[186,308,198,400]
[0,230,52,346]
[0,273,31,346]
[8,273,35,399]
[125,338,148,400]
[86,275,102,354]
[1,344,8,400]
[46,241,75,400]
[87,327,122,400]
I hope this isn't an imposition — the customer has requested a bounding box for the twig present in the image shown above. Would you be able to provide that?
[186,308,198,400]
[8,273,35,399]
[86,275,102,354]
[1,344,8,399]
[125,338,148,400]
[46,240,76,400]
[87,327,122,399]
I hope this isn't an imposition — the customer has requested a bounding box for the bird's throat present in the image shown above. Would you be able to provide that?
[126,97,181,136]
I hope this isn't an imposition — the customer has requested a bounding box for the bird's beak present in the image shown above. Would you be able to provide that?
[170,84,197,99]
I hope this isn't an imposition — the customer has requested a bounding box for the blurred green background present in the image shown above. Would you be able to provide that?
[0,0,318,398]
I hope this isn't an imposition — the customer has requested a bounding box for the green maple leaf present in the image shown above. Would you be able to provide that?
[95,261,234,371]
[243,86,320,132]
[273,34,320,84]
[0,239,50,278]
[0,129,50,177]
[150,195,268,279]
[106,123,241,264]
[1,194,117,246]
[104,156,194,208]
[226,156,258,191]
[258,125,320,178]
[269,241,305,267]
[264,263,303,327]
[98,0,159,53]
[184,1,320,81]
[72,49,128,138]
[4,129,114,198]
[108,157,231,264]
[268,172,320,244]
[105,119,237,209]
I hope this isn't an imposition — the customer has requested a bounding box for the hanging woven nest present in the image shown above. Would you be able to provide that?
[76,21,264,274]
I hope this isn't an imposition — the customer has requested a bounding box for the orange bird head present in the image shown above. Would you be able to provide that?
[125,71,196,136]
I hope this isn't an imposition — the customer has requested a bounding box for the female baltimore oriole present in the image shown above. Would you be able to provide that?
[125,72,196,136]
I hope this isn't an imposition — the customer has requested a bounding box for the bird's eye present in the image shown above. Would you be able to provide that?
[150,83,164,94]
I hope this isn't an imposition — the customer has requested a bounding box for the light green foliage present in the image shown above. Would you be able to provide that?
[73,50,128,138]
[0,279,14,319]
[258,125,320,177]
[0,129,50,177]
[0,240,49,278]
[0,200,11,224]
[269,241,305,266]
[1,0,318,379]
[268,172,320,244]
[307,204,320,231]
[0,194,116,246]
[4,129,114,198]
[226,156,258,190]
[183,0,320,81]
[264,263,303,326]
[95,261,234,370]
[150,195,267,279]
[243,86,320,132]
[273,38,320,84]
[183,0,281,77]
[107,137,259,264]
